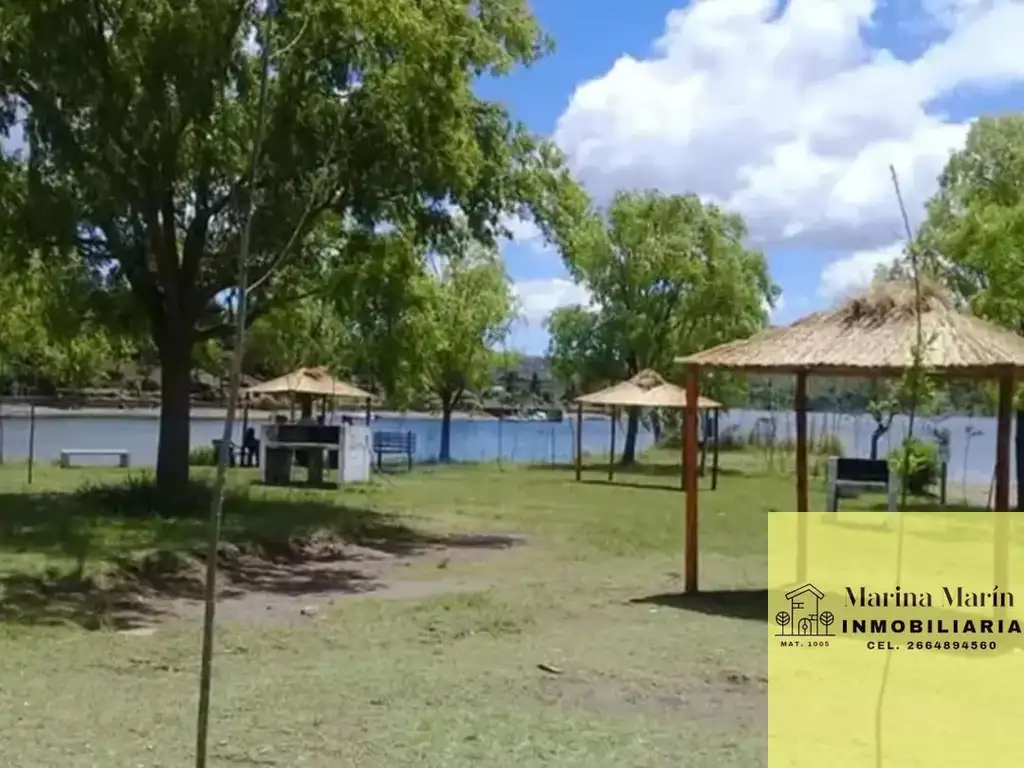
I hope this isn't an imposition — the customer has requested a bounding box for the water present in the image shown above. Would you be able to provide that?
[0,409,1009,486]
[0,412,654,468]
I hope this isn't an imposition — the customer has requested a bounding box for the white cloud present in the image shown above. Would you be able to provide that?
[513,279,591,324]
[553,0,1024,259]
[818,241,906,299]
[500,214,555,257]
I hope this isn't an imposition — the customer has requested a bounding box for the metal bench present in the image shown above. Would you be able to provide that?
[211,439,239,468]
[59,449,131,468]
[372,430,416,471]
[825,457,899,513]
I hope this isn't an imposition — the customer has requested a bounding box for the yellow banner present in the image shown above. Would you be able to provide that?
[769,509,1024,766]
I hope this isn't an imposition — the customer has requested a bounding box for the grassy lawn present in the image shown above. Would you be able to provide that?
[0,450,816,767]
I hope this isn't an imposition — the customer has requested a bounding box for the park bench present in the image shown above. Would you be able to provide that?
[825,457,899,514]
[372,430,416,471]
[211,439,239,468]
[59,449,131,468]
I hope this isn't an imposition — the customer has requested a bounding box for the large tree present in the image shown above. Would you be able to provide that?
[546,190,777,463]
[917,115,1024,508]
[0,0,559,496]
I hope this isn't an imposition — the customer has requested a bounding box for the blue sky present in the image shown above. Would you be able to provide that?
[489,0,1024,354]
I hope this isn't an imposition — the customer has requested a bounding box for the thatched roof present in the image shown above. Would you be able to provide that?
[677,278,1024,377]
[575,369,721,409]
[243,366,375,400]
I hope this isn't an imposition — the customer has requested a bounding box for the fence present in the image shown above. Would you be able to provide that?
[0,405,656,469]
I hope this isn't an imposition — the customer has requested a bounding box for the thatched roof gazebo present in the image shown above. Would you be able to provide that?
[674,279,1024,595]
[244,366,377,422]
[573,369,723,489]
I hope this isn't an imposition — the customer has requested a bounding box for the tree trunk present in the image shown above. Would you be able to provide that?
[620,406,641,466]
[439,401,454,462]
[869,425,887,460]
[156,336,194,501]
[1015,409,1024,510]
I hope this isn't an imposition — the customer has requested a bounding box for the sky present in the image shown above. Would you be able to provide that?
[491,0,1024,354]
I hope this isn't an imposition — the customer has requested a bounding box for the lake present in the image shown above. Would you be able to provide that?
[0,409,1010,486]
[0,412,655,468]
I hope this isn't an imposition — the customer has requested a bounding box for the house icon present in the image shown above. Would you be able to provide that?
[776,583,833,637]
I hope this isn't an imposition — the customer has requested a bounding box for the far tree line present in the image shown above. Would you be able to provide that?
[0,0,1022,504]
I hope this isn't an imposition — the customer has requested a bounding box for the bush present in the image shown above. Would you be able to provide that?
[888,437,939,495]
[189,445,218,466]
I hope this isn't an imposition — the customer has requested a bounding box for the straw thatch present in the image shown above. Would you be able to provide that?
[575,369,721,409]
[243,366,375,399]
[677,278,1024,377]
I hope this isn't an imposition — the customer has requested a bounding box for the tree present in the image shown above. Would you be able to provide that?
[529,371,542,398]
[418,243,518,461]
[917,115,1024,508]
[0,0,560,497]
[545,190,777,464]
[245,294,348,379]
[0,250,131,390]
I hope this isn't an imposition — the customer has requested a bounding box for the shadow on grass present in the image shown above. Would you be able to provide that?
[0,476,519,630]
[631,589,768,622]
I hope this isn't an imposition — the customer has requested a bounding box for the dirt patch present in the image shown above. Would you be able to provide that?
[1,532,528,631]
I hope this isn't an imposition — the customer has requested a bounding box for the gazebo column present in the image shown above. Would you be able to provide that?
[683,365,701,593]
[994,369,1014,613]
[574,403,583,482]
[608,406,617,482]
[794,371,809,583]
[711,407,720,491]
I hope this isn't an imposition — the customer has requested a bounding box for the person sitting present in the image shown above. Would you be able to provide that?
[242,427,260,467]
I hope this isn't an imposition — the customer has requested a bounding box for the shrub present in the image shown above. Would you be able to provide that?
[189,445,218,466]
[888,437,939,495]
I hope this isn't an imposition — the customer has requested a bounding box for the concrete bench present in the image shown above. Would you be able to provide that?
[59,449,131,468]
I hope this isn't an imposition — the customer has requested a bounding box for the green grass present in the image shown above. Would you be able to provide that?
[0,451,808,767]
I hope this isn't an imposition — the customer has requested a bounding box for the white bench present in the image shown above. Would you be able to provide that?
[59,449,131,468]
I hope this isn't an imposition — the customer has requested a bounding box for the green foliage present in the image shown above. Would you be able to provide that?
[919,115,1024,328]
[0,0,563,487]
[245,294,348,379]
[189,446,218,467]
[0,251,132,388]
[545,190,777,392]
[416,243,519,412]
[888,437,940,496]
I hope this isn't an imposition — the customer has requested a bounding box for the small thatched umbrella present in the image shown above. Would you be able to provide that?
[674,278,1024,595]
[244,366,377,422]
[574,369,723,489]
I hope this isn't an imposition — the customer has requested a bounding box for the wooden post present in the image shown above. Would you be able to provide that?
[27,401,36,486]
[608,407,617,482]
[683,366,700,593]
[699,410,708,477]
[574,403,583,482]
[365,397,372,425]
[795,371,809,583]
[711,408,720,491]
[994,370,1014,615]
